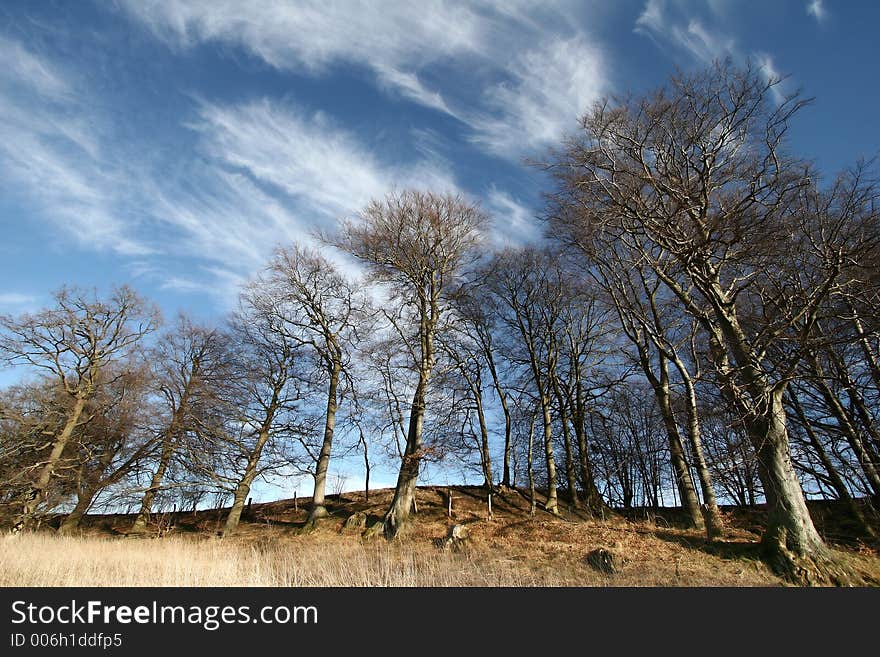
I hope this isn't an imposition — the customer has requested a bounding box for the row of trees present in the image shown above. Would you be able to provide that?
[1,62,878,584]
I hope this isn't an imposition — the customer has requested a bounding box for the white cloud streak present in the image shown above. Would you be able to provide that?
[635,0,734,64]
[146,98,461,291]
[468,36,605,157]
[0,37,150,256]
[0,35,465,298]
[485,187,541,247]
[807,0,826,23]
[117,0,607,159]
[634,0,791,106]
[0,293,38,309]
[754,52,787,105]
[117,0,484,120]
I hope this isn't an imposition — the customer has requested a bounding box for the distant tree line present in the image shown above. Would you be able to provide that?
[1,62,877,584]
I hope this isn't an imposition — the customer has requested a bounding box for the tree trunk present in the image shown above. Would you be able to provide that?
[307,362,341,523]
[811,362,880,499]
[706,292,856,584]
[672,355,724,539]
[383,371,428,539]
[550,375,581,510]
[751,390,857,584]
[223,428,272,537]
[130,434,175,533]
[362,435,370,502]
[459,363,494,491]
[489,364,512,488]
[16,396,87,531]
[537,387,560,515]
[58,485,97,534]
[850,310,880,393]
[573,418,609,517]
[475,391,494,490]
[527,411,536,517]
[828,344,880,455]
[643,351,703,530]
[500,391,512,488]
[571,363,610,518]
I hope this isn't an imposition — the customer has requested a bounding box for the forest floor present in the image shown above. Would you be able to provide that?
[3,486,880,586]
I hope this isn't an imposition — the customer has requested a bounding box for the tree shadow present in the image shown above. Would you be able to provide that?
[652,529,765,562]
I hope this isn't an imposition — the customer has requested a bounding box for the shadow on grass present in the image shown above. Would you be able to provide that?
[652,529,765,563]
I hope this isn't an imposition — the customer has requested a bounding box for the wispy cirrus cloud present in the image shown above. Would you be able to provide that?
[635,0,734,64]
[633,0,791,105]
[0,36,150,256]
[0,36,70,100]
[0,33,465,298]
[468,35,605,158]
[190,100,392,219]
[116,0,484,121]
[485,187,541,247]
[807,0,826,23]
[0,293,39,310]
[116,0,607,160]
[142,97,461,290]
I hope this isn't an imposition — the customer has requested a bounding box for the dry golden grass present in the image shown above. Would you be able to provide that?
[3,486,878,587]
[1,531,598,587]
[0,520,782,587]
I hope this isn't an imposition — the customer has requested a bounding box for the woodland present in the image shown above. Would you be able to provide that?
[2,62,879,586]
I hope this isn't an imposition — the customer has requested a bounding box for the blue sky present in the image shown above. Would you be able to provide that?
[1,0,877,326]
[1,0,877,497]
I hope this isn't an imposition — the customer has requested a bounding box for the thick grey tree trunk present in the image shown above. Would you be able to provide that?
[130,435,175,533]
[672,355,724,539]
[642,352,703,530]
[222,428,272,537]
[708,303,857,584]
[58,485,97,534]
[16,396,87,531]
[307,363,341,524]
[383,373,428,538]
[750,391,855,583]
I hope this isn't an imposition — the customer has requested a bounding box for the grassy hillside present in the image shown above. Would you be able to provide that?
[3,486,879,586]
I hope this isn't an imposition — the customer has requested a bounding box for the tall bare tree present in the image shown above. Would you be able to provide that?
[334,189,487,538]
[549,61,878,583]
[0,286,158,531]
[484,248,566,515]
[130,315,227,533]
[219,287,306,537]
[453,292,515,487]
[58,362,155,533]
[261,244,366,526]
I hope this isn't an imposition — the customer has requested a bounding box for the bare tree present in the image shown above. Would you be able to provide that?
[219,287,307,537]
[549,61,878,583]
[58,362,155,533]
[0,286,159,531]
[130,315,228,533]
[439,334,494,489]
[333,189,487,538]
[1,381,79,523]
[592,251,721,536]
[261,244,367,526]
[483,248,566,515]
[453,291,515,487]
